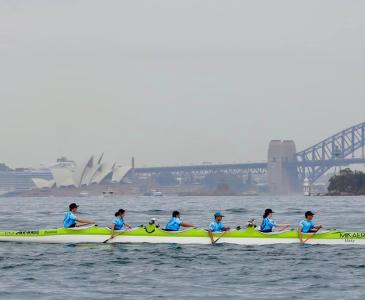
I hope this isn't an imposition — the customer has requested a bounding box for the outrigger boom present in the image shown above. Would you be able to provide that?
[1,225,365,245]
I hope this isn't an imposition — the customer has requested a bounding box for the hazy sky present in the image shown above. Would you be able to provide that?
[0,0,364,168]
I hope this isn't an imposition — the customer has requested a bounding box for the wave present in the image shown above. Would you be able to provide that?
[225,208,248,213]
[142,209,167,216]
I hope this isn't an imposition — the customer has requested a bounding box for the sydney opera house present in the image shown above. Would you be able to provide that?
[32,155,131,190]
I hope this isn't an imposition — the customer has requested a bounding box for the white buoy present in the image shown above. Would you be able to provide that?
[303,178,311,196]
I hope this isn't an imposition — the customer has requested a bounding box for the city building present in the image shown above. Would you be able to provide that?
[0,164,52,195]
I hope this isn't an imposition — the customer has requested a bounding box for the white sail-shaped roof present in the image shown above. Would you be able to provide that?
[97,153,104,165]
[73,155,94,187]
[112,165,131,183]
[91,162,116,184]
[32,154,131,190]
[82,154,104,185]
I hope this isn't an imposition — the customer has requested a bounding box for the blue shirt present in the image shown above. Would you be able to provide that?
[63,212,77,228]
[208,221,225,232]
[260,217,277,231]
[165,217,183,231]
[300,219,315,233]
[113,216,125,230]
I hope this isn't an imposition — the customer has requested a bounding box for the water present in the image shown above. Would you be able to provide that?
[1,195,365,299]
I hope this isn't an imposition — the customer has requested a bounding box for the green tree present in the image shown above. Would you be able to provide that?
[328,168,365,194]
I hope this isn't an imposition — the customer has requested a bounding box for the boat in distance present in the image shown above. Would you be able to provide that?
[1,224,365,245]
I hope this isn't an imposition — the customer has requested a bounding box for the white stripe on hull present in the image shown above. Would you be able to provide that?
[1,235,365,245]
[0,235,107,243]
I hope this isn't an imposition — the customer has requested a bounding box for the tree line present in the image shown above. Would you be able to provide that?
[328,168,365,195]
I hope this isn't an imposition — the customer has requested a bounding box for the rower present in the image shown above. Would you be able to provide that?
[208,211,230,244]
[110,209,132,238]
[63,203,96,228]
[164,210,194,231]
[298,211,323,244]
[260,208,290,233]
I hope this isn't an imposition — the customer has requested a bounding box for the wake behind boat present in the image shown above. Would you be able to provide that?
[1,224,365,245]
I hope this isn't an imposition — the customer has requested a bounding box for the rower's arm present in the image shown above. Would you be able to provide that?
[223,227,231,231]
[277,224,291,230]
[298,227,303,244]
[208,230,215,244]
[125,223,132,229]
[76,217,96,225]
[111,224,115,237]
[181,222,194,228]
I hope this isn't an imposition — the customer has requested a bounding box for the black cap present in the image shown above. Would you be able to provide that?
[305,211,314,217]
[263,208,274,218]
[265,208,274,214]
[69,203,79,210]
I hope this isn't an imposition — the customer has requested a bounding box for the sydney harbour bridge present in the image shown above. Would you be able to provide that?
[133,122,365,193]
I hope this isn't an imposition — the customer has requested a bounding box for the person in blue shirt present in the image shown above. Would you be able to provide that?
[164,210,194,231]
[298,211,323,244]
[110,209,132,239]
[208,211,230,244]
[63,203,95,228]
[260,208,290,233]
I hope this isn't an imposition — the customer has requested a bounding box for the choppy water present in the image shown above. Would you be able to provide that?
[1,195,365,299]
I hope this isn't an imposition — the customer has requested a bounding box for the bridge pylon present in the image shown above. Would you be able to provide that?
[267,140,300,194]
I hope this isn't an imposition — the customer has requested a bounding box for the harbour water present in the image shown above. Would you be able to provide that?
[1,195,365,299]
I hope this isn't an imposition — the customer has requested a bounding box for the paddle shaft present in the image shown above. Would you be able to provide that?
[303,228,321,244]
[103,227,133,243]
[212,231,229,244]
[103,236,114,243]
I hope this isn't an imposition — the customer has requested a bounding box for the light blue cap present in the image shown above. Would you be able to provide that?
[214,211,224,217]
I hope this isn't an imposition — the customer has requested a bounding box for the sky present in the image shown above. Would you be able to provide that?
[0,0,364,168]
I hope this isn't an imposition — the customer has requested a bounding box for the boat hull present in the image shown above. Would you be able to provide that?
[0,226,365,245]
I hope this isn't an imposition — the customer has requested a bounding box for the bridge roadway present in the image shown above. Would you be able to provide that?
[134,158,365,176]
[134,162,267,175]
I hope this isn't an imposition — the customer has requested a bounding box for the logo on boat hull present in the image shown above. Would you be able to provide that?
[340,233,365,239]
[15,230,39,235]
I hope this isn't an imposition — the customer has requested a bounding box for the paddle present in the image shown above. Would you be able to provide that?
[103,228,131,244]
[212,230,230,244]
[103,236,114,244]
[103,231,126,244]
[302,228,321,244]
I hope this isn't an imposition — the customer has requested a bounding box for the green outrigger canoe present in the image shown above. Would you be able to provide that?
[1,224,364,245]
